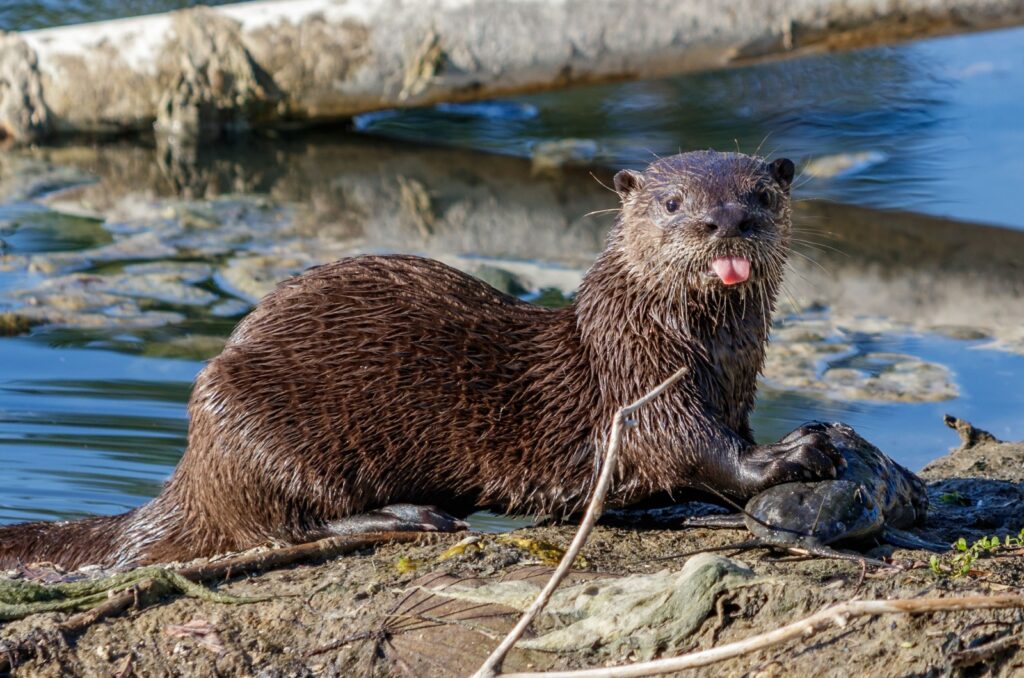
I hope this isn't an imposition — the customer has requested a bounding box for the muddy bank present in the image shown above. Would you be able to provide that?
[1,421,1021,677]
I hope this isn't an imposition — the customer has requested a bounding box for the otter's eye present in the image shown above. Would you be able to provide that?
[664,199,680,213]
[757,188,775,209]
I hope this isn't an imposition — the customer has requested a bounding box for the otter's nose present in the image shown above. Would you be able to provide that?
[703,204,755,239]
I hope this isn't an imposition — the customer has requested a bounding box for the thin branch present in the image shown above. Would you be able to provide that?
[472,365,689,678]
[949,629,1022,669]
[498,594,1024,678]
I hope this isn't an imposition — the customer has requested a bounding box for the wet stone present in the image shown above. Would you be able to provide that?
[821,356,956,402]
[530,138,600,173]
[218,254,314,303]
[8,232,179,275]
[0,312,36,336]
[120,262,214,284]
[975,333,1024,357]
[209,298,252,318]
[801,151,887,179]
[143,334,229,360]
[928,324,992,341]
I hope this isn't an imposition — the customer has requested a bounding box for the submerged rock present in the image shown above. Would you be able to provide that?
[0,155,94,203]
[218,254,313,303]
[6,270,216,330]
[820,354,956,402]
[14,270,217,309]
[142,334,228,360]
[530,139,600,173]
[765,316,957,402]
[13,304,185,331]
[0,312,36,336]
[209,298,252,318]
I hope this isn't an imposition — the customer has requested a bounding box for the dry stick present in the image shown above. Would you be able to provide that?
[498,594,1024,678]
[949,630,1022,669]
[0,531,428,674]
[472,366,690,678]
[175,531,429,581]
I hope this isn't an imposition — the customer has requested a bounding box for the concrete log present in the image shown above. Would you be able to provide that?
[1,0,1024,143]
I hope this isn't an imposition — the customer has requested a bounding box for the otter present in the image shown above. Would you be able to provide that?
[0,150,841,569]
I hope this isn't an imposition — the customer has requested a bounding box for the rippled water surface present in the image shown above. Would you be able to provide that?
[1,19,1023,527]
[0,0,235,31]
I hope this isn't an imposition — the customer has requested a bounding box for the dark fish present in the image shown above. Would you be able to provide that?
[686,422,945,561]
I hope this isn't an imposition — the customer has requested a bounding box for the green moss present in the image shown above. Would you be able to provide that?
[395,555,425,573]
[496,535,588,568]
[394,534,587,572]
[929,528,1024,578]
[532,288,573,309]
[937,491,972,507]
[0,567,260,621]
[0,312,37,336]
[438,539,487,561]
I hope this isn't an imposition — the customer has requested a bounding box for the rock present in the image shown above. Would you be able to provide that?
[426,553,755,659]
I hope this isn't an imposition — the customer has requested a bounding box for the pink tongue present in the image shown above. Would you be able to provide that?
[711,257,751,285]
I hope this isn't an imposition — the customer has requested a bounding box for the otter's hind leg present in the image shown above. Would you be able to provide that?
[325,504,470,536]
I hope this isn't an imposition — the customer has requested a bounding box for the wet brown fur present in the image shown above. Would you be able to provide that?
[0,151,832,569]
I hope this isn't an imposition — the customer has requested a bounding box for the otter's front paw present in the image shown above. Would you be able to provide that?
[740,423,844,494]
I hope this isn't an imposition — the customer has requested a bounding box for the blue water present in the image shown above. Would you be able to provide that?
[0,339,194,523]
[0,1,236,31]
[755,334,1024,467]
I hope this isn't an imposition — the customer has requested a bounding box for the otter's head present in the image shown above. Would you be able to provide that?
[611,151,795,297]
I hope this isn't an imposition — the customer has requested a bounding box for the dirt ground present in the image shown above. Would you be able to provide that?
[2,420,1023,678]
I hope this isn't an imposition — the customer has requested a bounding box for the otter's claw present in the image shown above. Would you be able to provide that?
[739,424,844,494]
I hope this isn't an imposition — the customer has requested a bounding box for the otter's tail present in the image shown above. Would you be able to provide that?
[0,511,137,570]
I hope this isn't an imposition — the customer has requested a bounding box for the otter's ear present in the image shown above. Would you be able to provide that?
[613,169,645,200]
[770,158,795,190]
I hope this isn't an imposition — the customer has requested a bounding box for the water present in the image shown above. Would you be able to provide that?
[1,18,1024,528]
[359,25,1024,230]
[0,338,193,523]
[0,1,237,31]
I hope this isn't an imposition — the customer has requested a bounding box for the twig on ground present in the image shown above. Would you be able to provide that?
[472,366,689,678]
[948,628,1022,669]
[114,652,134,678]
[497,594,1024,678]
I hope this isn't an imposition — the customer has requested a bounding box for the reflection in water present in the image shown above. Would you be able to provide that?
[2,133,1024,525]
[358,25,1024,230]
[16,135,1024,335]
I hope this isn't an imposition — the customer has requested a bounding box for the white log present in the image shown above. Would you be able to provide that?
[1,0,1023,142]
